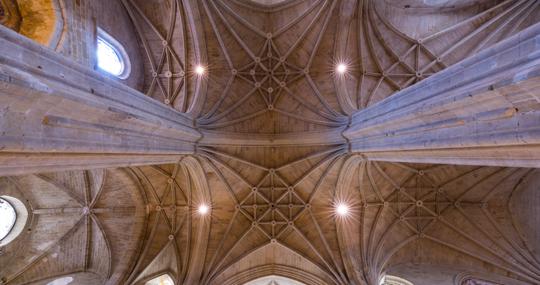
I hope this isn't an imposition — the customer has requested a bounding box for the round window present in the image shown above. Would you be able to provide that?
[0,196,28,246]
[0,197,16,241]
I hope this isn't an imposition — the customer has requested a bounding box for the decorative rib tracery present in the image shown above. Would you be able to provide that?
[122,0,191,111]
[337,0,539,113]
[197,0,347,132]
[336,157,540,284]
[1,170,134,285]
[126,163,194,284]
[197,146,350,285]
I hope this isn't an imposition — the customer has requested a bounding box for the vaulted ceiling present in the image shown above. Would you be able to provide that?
[1,0,540,285]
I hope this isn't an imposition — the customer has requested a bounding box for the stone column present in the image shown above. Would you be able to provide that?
[0,26,201,176]
[344,23,540,168]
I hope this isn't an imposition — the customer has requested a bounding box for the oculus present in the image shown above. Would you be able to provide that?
[0,196,27,246]
[0,197,16,241]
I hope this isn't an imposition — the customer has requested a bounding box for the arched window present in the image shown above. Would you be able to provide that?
[145,274,174,285]
[47,276,74,285]
[0,197,16,241]
[0,196,28,246]
[380,275,414,285]
[244,275,306,285]
[96,28,131,79]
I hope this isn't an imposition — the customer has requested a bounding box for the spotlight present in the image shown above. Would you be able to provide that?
[336,203,349,216]
[198,204,210,215]
[336,63,347,74]
[195,65,206,75]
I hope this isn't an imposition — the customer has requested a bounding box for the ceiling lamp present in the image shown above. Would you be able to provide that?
[336,63,347,74]
[198,204,210,215]
[195,65,206,75]
[336,203,350,216]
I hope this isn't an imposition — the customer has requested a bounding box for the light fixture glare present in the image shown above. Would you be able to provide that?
[195,65,206,75]
[336,203,349,216]
[198,204,209,215]
[336,63,347,74]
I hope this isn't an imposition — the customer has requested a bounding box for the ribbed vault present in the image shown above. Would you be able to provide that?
[1,0,540,285]
[0,169,147,285]
[158,1,540,284]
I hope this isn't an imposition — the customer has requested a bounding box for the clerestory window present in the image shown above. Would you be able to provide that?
[96,28,131,79]
[145,274,175,285]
